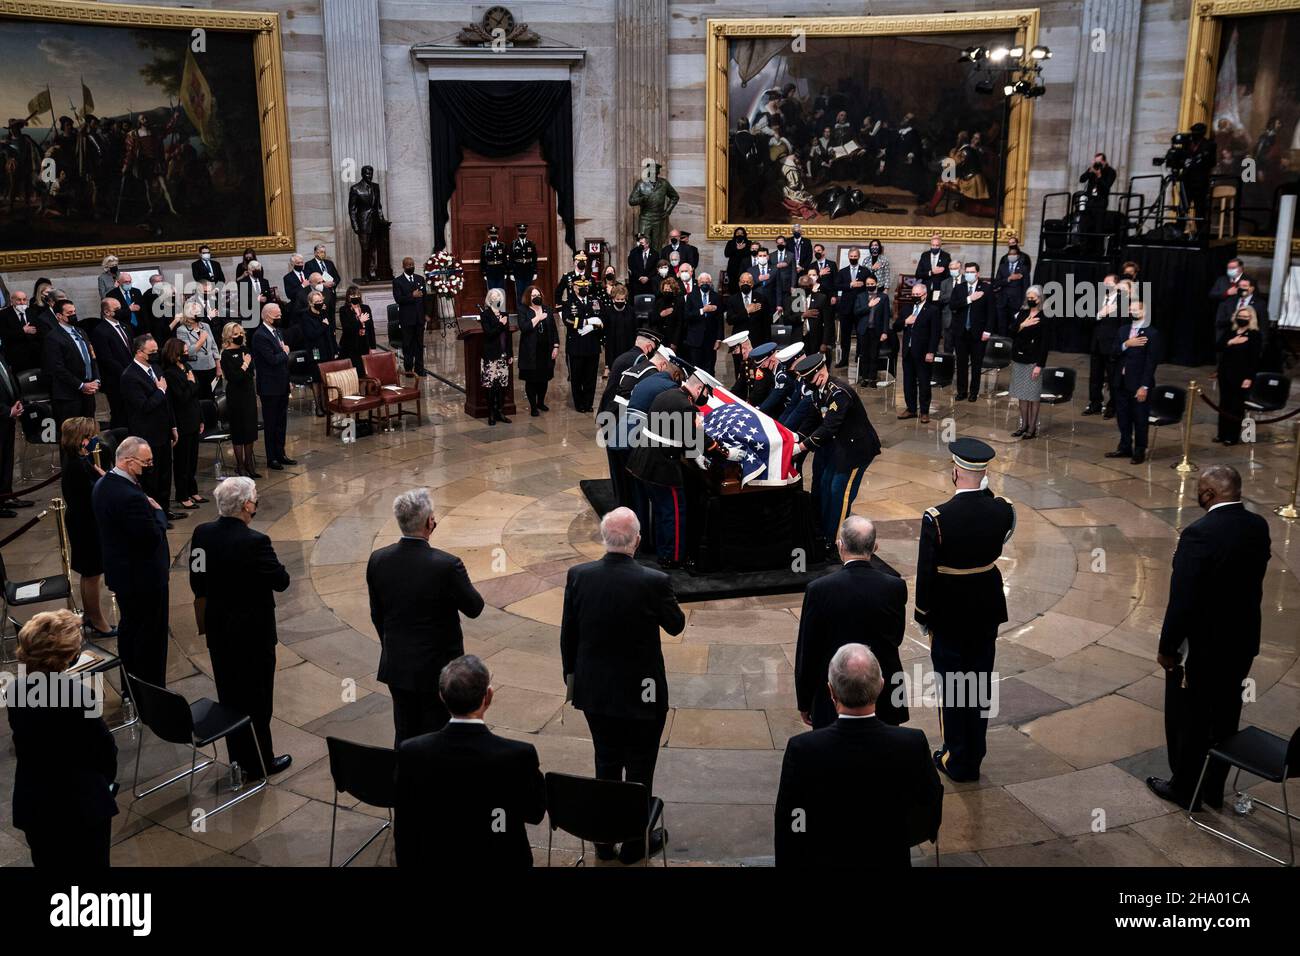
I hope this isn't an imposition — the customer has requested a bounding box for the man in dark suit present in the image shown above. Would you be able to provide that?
[307,243,340,314]
[775,644,943,867]
[251,303,296,470]
[0,290,42,372]
[659,228,699,271]
[282,254,309,306]
[121,334,178,521]
[1214,275,1268,343]
[948,263,994,402]
[683,271,723,374]
[393,256,429,376]
[104,271,145,335]
[727,272,773,356]
[992,243,1032,336]
[89,298,134,429]
[627,233,657,295]
[560,506,685,862]
[0,352,31,516]
[1207,259,1247,311]
[139,273,175,346]
[796,517,908,728]
[191,243,226,284]
[894,282,942,422]
[395,655,546,868]
[836,248,871,369]
[42,299,99,428]
[1083,274,1123,416]
[189,476,293,778]
[914,234,951,292]
[1105,302,1161,465]
[237,261,273,324]
[91,437,170,689]
[1149,465,1270,810]
[368,487,485,744]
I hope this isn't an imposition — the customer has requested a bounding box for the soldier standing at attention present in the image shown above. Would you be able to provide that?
[509,223,538,314]
[914,438,1015,782]
[480,225,508,296]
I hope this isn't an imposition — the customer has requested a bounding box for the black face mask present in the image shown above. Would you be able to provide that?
[349,296,361,304]
[849,258,859,266]
[311,304,323,313]
[404,268,415,276]
[740,283,753,292]
[531,296,542,305]
[1027,299,1040,307]
[700,284,712,292]
[865,286,878,295]
[613,301,627,309]
[233,337,245,346]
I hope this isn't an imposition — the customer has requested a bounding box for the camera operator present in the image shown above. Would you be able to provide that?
[1171,123,1215,231]
[1078,152,1116,234]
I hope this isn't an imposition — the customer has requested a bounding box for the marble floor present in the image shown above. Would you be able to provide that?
[1,329,1298,868]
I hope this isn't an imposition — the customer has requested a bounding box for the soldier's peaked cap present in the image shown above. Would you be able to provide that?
[949,437,996,471]
[793,353,827,378]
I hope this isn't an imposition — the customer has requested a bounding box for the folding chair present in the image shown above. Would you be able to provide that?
[1039,366,1078,435]
[1146,384,1187,458]
[0,551,72,664]
[326,737,396,866]
[979,336,1012,398]
[544,771,667,867]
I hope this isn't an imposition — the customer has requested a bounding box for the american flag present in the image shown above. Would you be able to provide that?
[695,370,800,487]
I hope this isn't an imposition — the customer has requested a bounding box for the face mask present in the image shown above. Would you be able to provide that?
[109,266,118,275]
[865,286,878,295]
[949,269,960,278]
[313,283,324,292]
[740,283,753,292]
[681,274,692,284]
[1007,254,1018,261]
[201,252,211,260]
[776,243,786,250]
[757,257,768,266]
[849,258,859,266]
[658,267,669,277]
[121,283,132,291]
[349,296,361,304]
[700,283,711,292]
[404,267,414,276]
[613,301,626,309]
[311,303,323,313]
[531,295,542,305]
[931,245,941,252]
[965,272,977,281]
[1235,318,1248,327]
[1027,298,1040,307]
[1227,269,1240,279]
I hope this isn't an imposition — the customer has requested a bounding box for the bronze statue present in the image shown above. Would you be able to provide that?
[627,162,679,254]
[348,165,391,282]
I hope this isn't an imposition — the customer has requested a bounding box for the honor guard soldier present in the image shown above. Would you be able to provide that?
[509,223,538,311]
[915,438,1016,782]
[792,352,882,557]
[760,340,805,420]
[560,260,604,413]
[722,330,752,394]
[598,329,663,508]
[555,251,592,307]
[480,225,508,295]
[627,357,728,569]
[743,341,778,407]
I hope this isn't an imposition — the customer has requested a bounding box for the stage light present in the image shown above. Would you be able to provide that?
[1003,83,1016,96]
[1009,45,1024,57]
[958,46,975,62]
[989,46,1010,62]
[1030,45,1051,60]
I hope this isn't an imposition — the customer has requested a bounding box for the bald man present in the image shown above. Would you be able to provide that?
[1149,466,1270,810]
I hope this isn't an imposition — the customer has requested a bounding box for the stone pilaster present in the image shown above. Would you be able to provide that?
[616,0,669,260]
[1067,0,1143,185]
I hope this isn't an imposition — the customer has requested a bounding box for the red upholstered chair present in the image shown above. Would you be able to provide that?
[317,358,384,437]
[362,350,423,426]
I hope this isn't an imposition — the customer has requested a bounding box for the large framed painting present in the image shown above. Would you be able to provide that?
[0,0,294,270]
[1181,0,1300,254]
[704,11,1040,243]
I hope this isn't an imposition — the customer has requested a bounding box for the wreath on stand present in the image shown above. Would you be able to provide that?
[423,250,465,332]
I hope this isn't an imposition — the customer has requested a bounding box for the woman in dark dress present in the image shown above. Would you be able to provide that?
[654,273,685,350]
[162,337,203,509]
[219,321,261,478]
[9,609,118,868]
[480,287,514,426]
[723,226,751,292]
[516,285,559,417]
[1215,305,1263,446]
[1008,285,1052,439]
[58,417,114,637]
[338,284,376,373]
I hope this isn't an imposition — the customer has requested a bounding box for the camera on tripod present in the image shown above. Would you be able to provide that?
[1153,132,1193,174]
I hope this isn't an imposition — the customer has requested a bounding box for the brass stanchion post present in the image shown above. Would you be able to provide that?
[1276,422,1300,520]
[1172,380,1199,474]
[49,497,80,613]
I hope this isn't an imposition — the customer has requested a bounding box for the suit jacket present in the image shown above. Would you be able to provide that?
[853,289,892,340]
[190,515,290,648]
[251,322,290,396]
[43,323,99,402]
[948,279,993,338]
[727,290,772,345]
[1159,503,1270,675]
[774,717,943,867]
[395,722,545,868]
[627,245,657,293]
[560,552,685,719]
[684,286,724,348]
[367,538,485,693]
[339,303,377,361]
[796,560,908,726]
[91,470,169,596]
[237,276,273,321]
[121,361,174,448]
[993,254,1032,305]
[393,272,427,328]
[0,306,42,371]
[89,320,134,395]
[894,300,943,358]
[282,269,309,305]
[836,264,873,317]
[1111,322,1161,391]
[1216,294,1269,342]
[659,241,699,269]
[192,257,226,283]
[105,287,146,334]
[1090,292,1124,354]
[915,248,952,285]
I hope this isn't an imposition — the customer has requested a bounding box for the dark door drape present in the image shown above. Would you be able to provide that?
[428,80,575,253]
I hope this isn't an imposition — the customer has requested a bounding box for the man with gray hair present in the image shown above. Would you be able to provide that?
[560,505,685,862]
[775,643,942,868]
[795,515,909,728]
[189,476,293,778]
[367,488,485,743]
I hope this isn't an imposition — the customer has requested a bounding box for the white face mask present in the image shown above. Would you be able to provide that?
[1227,268,1240,279]
[757,257,768,265]
[657,267,669,277]
[313,283,324,292]
[201,252,211,260]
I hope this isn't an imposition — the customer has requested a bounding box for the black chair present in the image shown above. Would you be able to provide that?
[1188,725,1298,866]
[129,676,268,816]
[544,771,667,867]
[326,737,396,867]
[1146,384,1187,457]
[929,351,955,391]
[17,401,58,478]
[15,368,50,404]
[633,294,655,325]
[873,332,899,390]
[198,397,233,476]
[979,336,1013,397]
[0,550,71,664]
[1245,372,1291,414]
[1039,366,1077,433]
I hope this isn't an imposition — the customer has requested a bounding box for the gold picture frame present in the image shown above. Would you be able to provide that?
[0,0,294,270]
[704,11,1041,243]
[1179,0,1300,255]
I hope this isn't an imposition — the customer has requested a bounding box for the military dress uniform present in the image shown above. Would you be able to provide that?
[480,226,509,296]
[509,224,539,312]
[739,341,777,408]
[759,342,805,418]
[914,438,1016,782]
[793,353,882,550]
[598,332,661,509]
[562,289,604,413]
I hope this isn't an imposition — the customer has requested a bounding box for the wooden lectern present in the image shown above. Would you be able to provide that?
[455,316,519,419]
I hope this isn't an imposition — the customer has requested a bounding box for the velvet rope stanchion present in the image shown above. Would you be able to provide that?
[1173,380,1199,475]
[1277,423,1300,520]
[50,498,79,612]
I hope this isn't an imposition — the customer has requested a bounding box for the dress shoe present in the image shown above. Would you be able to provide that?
[0,508,15,518]
[618,827,667,864]
[594,843,619,862]
[1130,452,1146,465]
[245,754,293,781]
[9,499,34,508]
[538,402,550,411]
[530,407,539,417]
[967,393,979,403]
[897,410,916,420]
[416,368,431,377]
[487,415,497,427]
[166,511,189,521]
[1011,427,1026,438]
[1082,404,1101,416]
[268,461,284,470]
[920,414,930,424]
[1221,439,1239,447]
[1145,776,1190,809]
[246,470,264,479]
[1021,430,1037,440]
[498,413,512,424]
[954,392,968,402]
[1104,449,1131,459]
[279,457,298,466]
[933,750,978,783]
[84,623,118,639]
[1103,406,1116,419]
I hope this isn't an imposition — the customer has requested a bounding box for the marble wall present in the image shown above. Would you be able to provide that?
[4,0,1276,315]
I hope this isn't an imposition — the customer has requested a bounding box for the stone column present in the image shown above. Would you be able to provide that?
[616,0,669,260]
[322,0,389,284]
[1067,0,1143,188]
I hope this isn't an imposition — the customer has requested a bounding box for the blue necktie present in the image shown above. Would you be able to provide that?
[69,327,92,379]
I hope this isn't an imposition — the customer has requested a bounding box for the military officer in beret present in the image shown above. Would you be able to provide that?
[509,223,538,312]
[480,225,508,296]
[792,352,882,557]
[915,438,1016,782]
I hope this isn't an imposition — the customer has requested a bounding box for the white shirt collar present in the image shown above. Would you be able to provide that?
[447,717,485,725]
[1208,500,1243,512]
[111,466,137,485]
[838,713,876,719]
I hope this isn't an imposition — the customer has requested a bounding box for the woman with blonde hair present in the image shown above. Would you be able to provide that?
[58,417,114,637]
[8,608,119,867]
[97,254,120,299]
[1215,305,1262,446]
[175,298,218,399]
[479,287,514,425]
[219,320,260,477]
[1009,284,1051,439]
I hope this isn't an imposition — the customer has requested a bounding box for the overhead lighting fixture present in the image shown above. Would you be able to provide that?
[989,46,1010,62]
[1009,45,1025,57]
[1030,45,1051,60]
[1003,83,1016,96]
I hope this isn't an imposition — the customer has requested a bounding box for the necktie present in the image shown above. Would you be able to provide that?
[69,327,92,379]
[115,323,129,350]
[147,364,157,382]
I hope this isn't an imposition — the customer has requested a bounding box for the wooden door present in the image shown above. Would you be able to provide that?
[452,143,558,316]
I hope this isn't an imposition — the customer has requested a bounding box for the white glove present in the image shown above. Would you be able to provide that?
[694,453,710,471]
[725,445,746,462]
